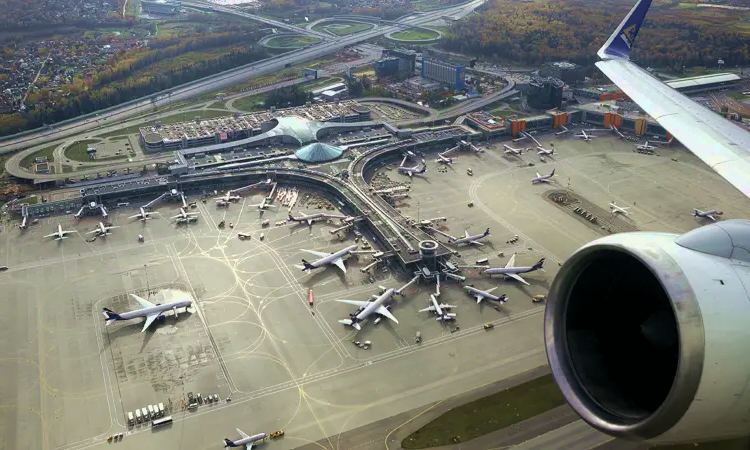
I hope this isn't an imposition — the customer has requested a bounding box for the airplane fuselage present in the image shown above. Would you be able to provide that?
[450,229,490,245]
[354,289,395,322]
[115,299,192,321]
[464,285,502,301]
[484,265,538,276]
[310,245,358,269]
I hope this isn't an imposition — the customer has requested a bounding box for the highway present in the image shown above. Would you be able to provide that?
[0,0,485,154]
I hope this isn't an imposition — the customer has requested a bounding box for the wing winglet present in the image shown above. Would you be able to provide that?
[597,0,652,60]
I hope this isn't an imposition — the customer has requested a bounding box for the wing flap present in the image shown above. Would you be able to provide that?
[505,253,517,269]
[336,300,368,307]
[332,258,347,274]
[236,428,250,439]
[141,314,159,332]
[596,59,750,198]
[506,273,530,286]
[302,249,329,258]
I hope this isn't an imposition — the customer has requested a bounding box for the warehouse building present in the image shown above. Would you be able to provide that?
[665,73,741,95]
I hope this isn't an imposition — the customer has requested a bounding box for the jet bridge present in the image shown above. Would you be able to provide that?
[143,189,185,209]
[75,201,108,219]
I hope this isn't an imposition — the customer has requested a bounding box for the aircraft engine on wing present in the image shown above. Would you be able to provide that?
[544,220,750,444]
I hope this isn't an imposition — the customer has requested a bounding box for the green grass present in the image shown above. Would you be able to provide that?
[264,36,321,48]
[96,125,144,139]
[64,139,103,162]
[20,144,58,168]
[312,22,373,36]
[675,2,697,9]
[62,165,74,173]
[302,76,342,92]
[401,374,566,449]
[390,29,440,41]
[728,93,750,101]
[233,93,269,112]
[109,136,130,141]
[16,195,39,205]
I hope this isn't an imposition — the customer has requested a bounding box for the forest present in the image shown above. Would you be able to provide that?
[0,23,269,136]
[440,0,750,69]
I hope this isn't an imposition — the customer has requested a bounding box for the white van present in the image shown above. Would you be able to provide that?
[158,403,165,417]
[135,409,142,423]
[128,412,134,426]
[141,407,149,420]
[147,405,155,418]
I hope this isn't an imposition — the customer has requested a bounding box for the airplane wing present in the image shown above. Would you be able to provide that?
[141,313,160,332]
[131,293,156,309]
[62,229,78,235]
[469,240,484,246]
[331,258,347,274]
[419,306,436,312]
[505,253,517,269]
[86,229,100,234]
[376,305,398,324]
[596,0,750,198]
[128,213,142,219]
[236,429,250,439]
[336,300,369,307]
[302,249,329,258]
[707,215,716,222]
[474,294,484,304]
[536,172,541,178]
[506,273,530,286]
[43,232,58,238]
[440,304,457,309]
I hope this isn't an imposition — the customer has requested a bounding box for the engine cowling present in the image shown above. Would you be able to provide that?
[545,220,750,444]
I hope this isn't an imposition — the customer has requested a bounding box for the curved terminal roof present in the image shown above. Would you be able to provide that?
[295,142,344,163]
[265,116,325,145]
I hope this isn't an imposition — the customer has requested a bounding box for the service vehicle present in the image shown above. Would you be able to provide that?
[270,430,285,439]
[483,323,494,330]
[532,295,546,303]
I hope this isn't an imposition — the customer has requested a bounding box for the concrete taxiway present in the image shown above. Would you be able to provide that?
[2,133,749,450]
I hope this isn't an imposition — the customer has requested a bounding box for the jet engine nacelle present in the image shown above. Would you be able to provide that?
[545,220,750,444]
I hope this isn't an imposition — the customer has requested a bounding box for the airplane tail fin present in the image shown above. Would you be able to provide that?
[484,228,490,236]
[549,169,555,177]
[597,0,652,60]
[533,258,546,271]
[224,438,237,447]
[102,308,121,325]
[300,259,314,272]
[694,209,700,216]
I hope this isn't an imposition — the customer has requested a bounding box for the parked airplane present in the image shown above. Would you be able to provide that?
[299,244,359,273]
[576,130,596,141]
[532,169,556,184]
[555,125,571,136]
[337,288,400,330]
[636,141,658,151]
[448,228,491,246]
[44,223,78,240]
[464,285,508,304]
[419,294,457,321]
[610,201,631,216]
[223,430,267,448]
[694,208,723,221]
[102,293,191,332]
[503,144,524,156]
[397,155,427,177]
[129,207,156,221]
[288,211,347,225]
[435,153,454,164]
[171,207,199,223]
[88,221,120,236]
[483,253,545,286]
[537,147,555,157]
[251,197,277,210]
[215,190,241,204]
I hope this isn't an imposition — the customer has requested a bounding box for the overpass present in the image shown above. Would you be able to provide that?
[0,0,485,154]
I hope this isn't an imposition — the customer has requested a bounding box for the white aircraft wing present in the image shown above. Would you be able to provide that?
[43,232,59,238]
[302,249,329,258]
[596,0,750,198]
[419,306,436,312]
[131,293,156,309]
[469,240,484,246]
[505,253,517,269]
[474,294,485,303]
[506,273,530,286]
[375,305,398,324]
[536,172,541,178]
[331,258,347,274]
[237,429,250,439]
[86,229,100,234]
[141,313,160,332]
[337,299,369,307]
[128,213,142,219]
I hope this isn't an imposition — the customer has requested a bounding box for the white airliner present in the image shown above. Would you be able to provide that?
[102,293,192,332]
[419,294,457,321]
[483,253,545,286]
[288,211,347,225]
[129,207,155,221]
[397,155,427,177]
[337,288,400,330]
[215,190,241,204]
[636,141,658,151]
[532,169,555,184]
[448,228,491,246]
[610,201,631,216]
[299,244,359,273]
[250,197,276,210]
[537,147,555,157]
[44,223,78,240]
[576,130,596,141]
[223,430,267,448]
[435,153,454,164]
[503,144,524,156]
[555,125,571,136]
[596,0,750,198]
[171,207,199,222]
[464,285,508,304]
[694,208,722,221]
[88,221,120,236]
